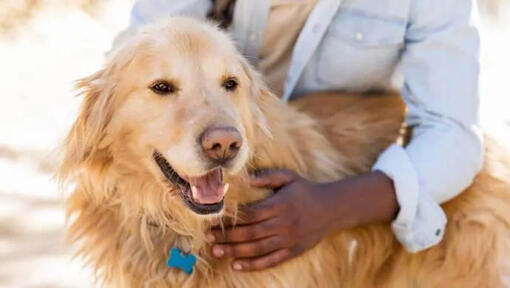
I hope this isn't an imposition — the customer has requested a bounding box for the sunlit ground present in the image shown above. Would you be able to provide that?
[0,1,508,287]
[0,1,132,287]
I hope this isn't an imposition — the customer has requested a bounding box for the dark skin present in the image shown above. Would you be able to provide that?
[207,169,398,271]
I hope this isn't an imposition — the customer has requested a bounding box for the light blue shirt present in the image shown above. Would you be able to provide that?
[127,0,483,252]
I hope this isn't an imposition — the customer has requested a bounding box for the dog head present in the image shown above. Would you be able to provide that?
[61,17,273,219]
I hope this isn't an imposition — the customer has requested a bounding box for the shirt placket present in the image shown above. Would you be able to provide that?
[282,0,342,102]
[232,0,271,65]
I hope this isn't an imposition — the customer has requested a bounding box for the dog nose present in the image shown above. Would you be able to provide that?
[200,126,242,162]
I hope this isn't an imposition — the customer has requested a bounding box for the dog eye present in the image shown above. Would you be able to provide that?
[222,77,238,91]
[150,81,177,95]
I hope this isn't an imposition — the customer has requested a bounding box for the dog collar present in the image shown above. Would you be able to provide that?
[167,247,197,275]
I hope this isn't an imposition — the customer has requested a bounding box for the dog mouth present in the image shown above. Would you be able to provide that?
[153,151,228,215]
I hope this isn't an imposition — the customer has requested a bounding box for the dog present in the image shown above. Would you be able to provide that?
[59,17,510,287]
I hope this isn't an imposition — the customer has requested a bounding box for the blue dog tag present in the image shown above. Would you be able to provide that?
[167,247,197,275]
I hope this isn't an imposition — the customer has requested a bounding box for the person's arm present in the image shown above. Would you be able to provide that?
[208,0,482,269]
[374,0,483,252]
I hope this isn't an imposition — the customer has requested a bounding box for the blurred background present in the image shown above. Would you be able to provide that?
[0,0,508,287]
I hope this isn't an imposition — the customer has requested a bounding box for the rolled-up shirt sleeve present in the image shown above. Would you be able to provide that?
[373,0,483,252]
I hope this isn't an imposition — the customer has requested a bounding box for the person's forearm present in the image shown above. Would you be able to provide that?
[319,171,399,233]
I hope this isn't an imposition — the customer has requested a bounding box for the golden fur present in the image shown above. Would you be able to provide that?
[59,17,510,287]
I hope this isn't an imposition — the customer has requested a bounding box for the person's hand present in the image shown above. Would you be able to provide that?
[207,169,398,272]
[207,169,336,271]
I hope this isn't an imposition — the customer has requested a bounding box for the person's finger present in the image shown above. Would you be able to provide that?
[209,192,285,232]
[250,169,297,189]
[211,235,284,258]
[210,216,234,230]
[231,248,294,271]
[209,218,279,243]
[235,195,285,224]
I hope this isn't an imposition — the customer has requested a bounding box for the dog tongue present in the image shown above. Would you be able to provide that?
[188,169,225,204]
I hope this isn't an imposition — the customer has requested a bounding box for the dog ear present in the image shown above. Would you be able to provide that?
[238,57,275,138]
[239,57,271,98]
[61,41,139,174]
[61,69,115,173]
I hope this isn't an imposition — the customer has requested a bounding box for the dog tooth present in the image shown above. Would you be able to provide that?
[191,185,198,198]
[223,183,230,195]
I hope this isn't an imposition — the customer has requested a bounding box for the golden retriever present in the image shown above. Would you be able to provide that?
[59,17,510,287]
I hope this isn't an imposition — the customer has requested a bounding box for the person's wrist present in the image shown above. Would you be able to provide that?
[314,180,357,234]
[315,172,398,233]
[371,170,399,221]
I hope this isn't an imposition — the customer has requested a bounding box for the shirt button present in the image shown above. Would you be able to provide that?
[355,32,364,41]
[435,229,441,236]
[249,32,258,42]
[312,24,321,33]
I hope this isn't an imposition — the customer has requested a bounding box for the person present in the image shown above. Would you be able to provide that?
[125,0,483,272]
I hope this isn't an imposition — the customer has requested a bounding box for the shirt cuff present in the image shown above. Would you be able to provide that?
[373,144,447,253]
